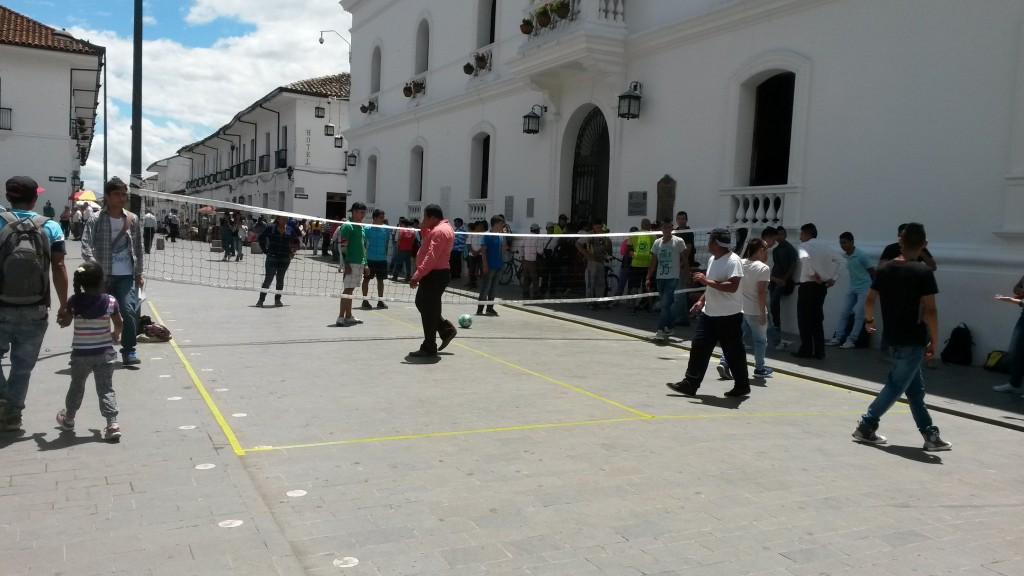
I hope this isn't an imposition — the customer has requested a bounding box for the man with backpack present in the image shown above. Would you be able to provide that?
[0,176,70,432]
[82,177,145,366]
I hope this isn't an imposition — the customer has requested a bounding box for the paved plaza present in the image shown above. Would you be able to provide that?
[2,253,1024,575]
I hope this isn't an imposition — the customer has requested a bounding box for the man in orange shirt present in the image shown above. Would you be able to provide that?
[408,204,457,358]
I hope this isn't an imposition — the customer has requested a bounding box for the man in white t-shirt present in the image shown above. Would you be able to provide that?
[647,221,687,341]
[666,228,750,397]
[718,238,774,380]
[143,209,157,254]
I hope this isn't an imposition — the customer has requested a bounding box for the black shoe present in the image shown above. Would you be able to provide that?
[485,307,499,317]
[476,307,485,316]
[360,301,373,310]
[724,386,751,397]
[408,349,438,358]
[666,381,699,396]
[376,302,389,310]
[274,300,283,308]
[439,328,458,351]
[791,351,814,359]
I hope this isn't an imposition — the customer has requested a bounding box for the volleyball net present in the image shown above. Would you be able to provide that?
[132,188,723,308]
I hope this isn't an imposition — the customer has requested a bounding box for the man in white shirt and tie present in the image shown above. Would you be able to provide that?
[793,223,843,359]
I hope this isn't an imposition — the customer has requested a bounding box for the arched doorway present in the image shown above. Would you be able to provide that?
[571,108,610,224]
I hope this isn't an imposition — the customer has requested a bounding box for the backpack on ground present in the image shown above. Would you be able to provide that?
[940,323,974,366]
[983,350,1013,374]
[0,213,51,305]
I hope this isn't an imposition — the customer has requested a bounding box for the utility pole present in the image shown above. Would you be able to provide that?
[129,0,143,214]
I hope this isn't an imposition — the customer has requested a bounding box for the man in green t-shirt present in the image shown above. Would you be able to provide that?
[336,203,367,327]
[628,218,655,312]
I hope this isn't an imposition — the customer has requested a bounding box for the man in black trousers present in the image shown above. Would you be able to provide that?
[408,204,458,358]
[793,223,843,359]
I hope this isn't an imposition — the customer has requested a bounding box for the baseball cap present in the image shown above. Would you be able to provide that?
[530,223,540,231]
[709,227,732,246]
[372,208,385,217]
[349,202,367,212]
[545,221,555,228]
[5,176,43,203]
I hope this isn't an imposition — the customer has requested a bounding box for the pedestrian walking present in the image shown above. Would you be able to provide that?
[55,261,123,441]
[853,222,951,451]
[666,228,750,398]
[143,209,157,254]
[81,177,145,366]
[408,204,457,358]
[0,176,70,432]
[647,220,687,341]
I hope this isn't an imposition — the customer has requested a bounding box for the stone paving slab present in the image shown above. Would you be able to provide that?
[4,264,1024,575]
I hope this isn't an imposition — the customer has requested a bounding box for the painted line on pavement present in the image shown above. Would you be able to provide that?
[243,409,888,453]
[376,311,654,419]
[148,302,247,456]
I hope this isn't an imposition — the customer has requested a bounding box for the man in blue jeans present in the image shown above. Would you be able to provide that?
[0,176,70,432]
[647,221,687,341]
[82,177,145,366]
[853,222,951,451]
[475,216,505,317]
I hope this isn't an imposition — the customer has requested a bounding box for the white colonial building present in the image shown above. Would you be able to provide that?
[339,0,1024,357]
[153,74,351,222]
[0,6,104,209]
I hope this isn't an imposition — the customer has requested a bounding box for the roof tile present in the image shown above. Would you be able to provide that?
[284,73,351,99]
[0,5,103,55]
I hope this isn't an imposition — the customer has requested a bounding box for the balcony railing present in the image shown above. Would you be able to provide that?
[0,107,11,130]
[406,202,423,220]
[466,200,491,221]
[245,159,256,175]
[259,155,270,173]
[275,149,288,169]
[522,0,625,40]
[721,185,800,227]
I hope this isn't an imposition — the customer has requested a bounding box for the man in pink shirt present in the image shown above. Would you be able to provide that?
[408,204,458,358]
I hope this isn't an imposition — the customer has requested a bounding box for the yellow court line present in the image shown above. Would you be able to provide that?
[148,302,247,456]
[244,408,898,452]
[245,416,649,452]
[376,312,654,419]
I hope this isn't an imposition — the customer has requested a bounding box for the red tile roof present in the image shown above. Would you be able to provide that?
[0,5,104,55]
[284,73,351,100]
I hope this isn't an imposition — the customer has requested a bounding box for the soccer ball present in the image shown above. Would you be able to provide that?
[458,314,473,328]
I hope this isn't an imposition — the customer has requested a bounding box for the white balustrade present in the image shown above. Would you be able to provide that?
[406,202,423,220]
[466,200,491,220]
[722,186,797,227]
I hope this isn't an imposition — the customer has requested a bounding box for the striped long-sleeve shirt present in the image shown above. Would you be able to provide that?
[69,293,119,357]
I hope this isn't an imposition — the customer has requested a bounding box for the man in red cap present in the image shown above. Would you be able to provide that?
[0,177,70,432]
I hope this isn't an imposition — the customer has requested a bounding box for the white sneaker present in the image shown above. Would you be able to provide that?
[840,340,857,349]
[826,338,842,346]
[993,383,1017,393]
[349,316,363,324]
[654,330,665,340]
[336,316,346,326]
[774,340,792,351]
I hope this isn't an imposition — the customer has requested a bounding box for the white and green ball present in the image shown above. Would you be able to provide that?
[458,314,473,328]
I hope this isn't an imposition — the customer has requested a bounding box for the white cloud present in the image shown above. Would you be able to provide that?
[74,0,351,188]
[142,15,156,25]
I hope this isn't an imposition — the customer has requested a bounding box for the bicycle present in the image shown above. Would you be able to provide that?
[603,254,622,298]
[499,250,522,286]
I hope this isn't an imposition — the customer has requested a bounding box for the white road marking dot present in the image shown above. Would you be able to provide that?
[218,520,243,528]
[286,490,307,498]
[195,463,216,470]
[167,397,182,401]
[184,340,192,343]
[232,413,247,418]
[150,357,163,360]
[333,558,359,568]
[159,375,172,378]
[178,425,197,430]
[201,369,214,372]
[190,353,202,356]
[215,388,229,392]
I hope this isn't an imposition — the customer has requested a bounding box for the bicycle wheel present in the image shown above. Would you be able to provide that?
[499,262,514,285]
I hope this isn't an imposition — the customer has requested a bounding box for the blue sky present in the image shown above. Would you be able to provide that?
[6,0,256,47]
[7,0,350,187]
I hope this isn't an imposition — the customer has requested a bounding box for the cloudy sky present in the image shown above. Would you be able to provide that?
[6,0,352,189]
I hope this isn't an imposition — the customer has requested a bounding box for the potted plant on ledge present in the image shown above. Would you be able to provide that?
[551,0,570,19]
[536,6,551,28]
[474,52,489,70]
[520,18,534,35]
[403,83,414,98]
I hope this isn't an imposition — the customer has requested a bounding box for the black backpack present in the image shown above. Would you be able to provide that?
[940,323,974,366]
[0,212,52,306]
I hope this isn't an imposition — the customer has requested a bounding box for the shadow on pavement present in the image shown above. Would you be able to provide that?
[868,443,944,465]
[32,430,106,451]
